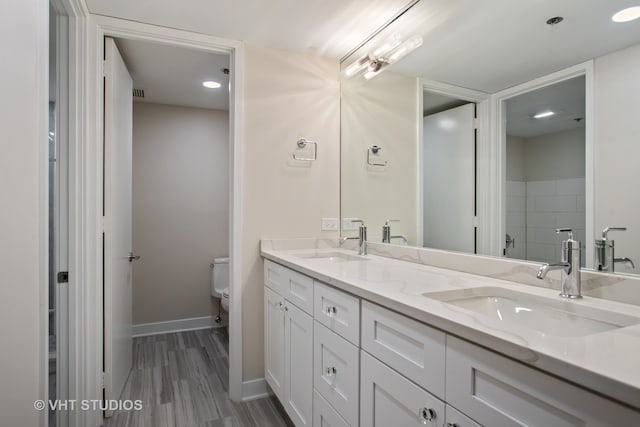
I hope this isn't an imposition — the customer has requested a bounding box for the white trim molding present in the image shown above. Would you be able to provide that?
[241,378,271,402]
[62,14,246,426]
[490,61,595,264]
[132,316,228,337]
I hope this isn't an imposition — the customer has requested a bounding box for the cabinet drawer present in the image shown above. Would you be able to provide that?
[314,322,359,426]
[264,260,314,314]
[446,336,640,427]
[360,350,445,427]
[314,282,360,345]
[361,301,446,399]
[445,405,480,427]
[313,390,350,427]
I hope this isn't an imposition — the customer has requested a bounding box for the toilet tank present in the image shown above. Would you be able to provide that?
[211,257,229,296]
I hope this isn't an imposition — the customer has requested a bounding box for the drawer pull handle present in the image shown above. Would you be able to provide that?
[446,423,459,427]
[418,407,436,423]
[325,306,338,315]
[325,366,337,376]
[278,302,284,311]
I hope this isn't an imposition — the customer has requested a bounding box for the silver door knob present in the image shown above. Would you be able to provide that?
[128,252,141,262]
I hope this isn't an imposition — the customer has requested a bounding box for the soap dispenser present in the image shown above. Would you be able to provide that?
[595,227,635,272]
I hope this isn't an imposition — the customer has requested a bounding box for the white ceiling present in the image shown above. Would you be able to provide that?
[346,0,640,93]
[506,76,585,138]
[115,38,230,110]
[86,0,415,59]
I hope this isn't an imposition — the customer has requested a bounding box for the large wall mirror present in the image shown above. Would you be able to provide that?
[340,0,640,276]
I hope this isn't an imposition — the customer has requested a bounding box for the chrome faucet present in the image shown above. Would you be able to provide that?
[342,219,367,255]
[382,219,407,243]
[536,228,582,299]
[595,227,635,272]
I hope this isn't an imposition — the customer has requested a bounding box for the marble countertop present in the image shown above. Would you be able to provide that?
[261,244,640,410]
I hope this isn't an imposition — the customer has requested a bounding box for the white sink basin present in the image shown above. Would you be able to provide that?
[423,287,640,337]
[292,251,369,262]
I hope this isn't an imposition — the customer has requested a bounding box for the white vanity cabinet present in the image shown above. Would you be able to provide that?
[263,258,640,427]
[446,336,640,426]
[264,266,313,427]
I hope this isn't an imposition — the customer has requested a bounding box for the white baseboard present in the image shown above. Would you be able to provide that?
[241,378,270,401]
[133,314,228,337]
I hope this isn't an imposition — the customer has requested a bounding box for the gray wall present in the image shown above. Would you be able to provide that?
[132,102,229,324]
[241,44,340,381]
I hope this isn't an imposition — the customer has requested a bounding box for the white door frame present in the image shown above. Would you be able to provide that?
[61,11,245,427]
[419,80,491,253]
[490,61,595,266]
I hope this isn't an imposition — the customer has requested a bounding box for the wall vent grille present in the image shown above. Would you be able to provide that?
[133,88,145,98]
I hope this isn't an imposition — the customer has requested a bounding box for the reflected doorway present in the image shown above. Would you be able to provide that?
[504,76,586,265]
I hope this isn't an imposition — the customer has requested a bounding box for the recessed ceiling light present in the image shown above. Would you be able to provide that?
[533,111,555,119]
[612,6,640,22]
[202,80,221,89]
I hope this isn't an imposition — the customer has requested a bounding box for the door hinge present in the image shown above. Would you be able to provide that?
[472,216,479,227]
[57,271,69,283]
[473,118,479,129]
[101,372,105,388]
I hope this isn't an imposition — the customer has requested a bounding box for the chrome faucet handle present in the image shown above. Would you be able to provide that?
[351,219,364,225]
[556,228,574,240]
[602,227,627,239]
[384,219,400,225]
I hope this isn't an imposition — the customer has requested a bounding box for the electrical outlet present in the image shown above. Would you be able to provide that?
[342,218,359,231]
[321,218,339,231]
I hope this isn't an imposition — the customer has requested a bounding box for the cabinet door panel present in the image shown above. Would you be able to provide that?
[361,301,445,399]
[287,268,314,314]
[314,281,360,346]
[314,321,359,426]
[264,287,285,400]
[285,303,313,426]
[313,390,350,427]
[446,336,640,427]
[445,405,481,427]
[360,351,444,427]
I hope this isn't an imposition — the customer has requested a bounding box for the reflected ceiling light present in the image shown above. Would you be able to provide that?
[612,6,640,22]
[344,35,423,80]
[533,111,555,119]
[202,80,221,89]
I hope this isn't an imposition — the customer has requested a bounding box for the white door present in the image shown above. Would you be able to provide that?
[264,287,285,401]
[283,302,313,427]
[423,103,476,253]
[103,37,133,415]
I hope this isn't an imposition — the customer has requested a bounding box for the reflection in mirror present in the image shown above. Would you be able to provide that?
[340,0,640,275]
[422,98,475,253]
[504,76,586,266]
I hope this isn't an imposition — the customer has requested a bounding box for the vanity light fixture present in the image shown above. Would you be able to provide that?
[202,80,221,89]
[533,110,555,119]
[612,6,640,23]
[344,35,423,80]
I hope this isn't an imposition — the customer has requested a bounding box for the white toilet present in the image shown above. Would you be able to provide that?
[211,257,230,312]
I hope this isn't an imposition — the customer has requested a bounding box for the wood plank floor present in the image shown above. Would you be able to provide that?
[104,328,293,427]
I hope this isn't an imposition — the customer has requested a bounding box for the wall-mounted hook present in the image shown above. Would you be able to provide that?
[293,138,317,161]
[367,145,387,166]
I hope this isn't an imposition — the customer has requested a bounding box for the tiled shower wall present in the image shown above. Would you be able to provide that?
[506,178,585,264]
